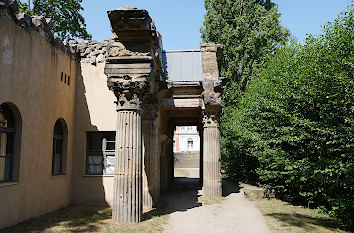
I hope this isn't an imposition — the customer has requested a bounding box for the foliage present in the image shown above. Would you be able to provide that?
[226,5,353,227]
[18,0,91,40]
[201,0,289,103]
[201,0,289,184]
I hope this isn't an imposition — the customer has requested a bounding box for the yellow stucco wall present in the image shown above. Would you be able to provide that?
[0,14,77,228]
[72,63,116,206]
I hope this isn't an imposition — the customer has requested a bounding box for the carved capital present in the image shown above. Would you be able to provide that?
[116,92,142,111]
[202,80,222,106]
[111,80,149,111]
[108,77,149,92]
[202,108,221,128]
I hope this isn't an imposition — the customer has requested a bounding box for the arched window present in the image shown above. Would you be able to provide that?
[187,138,193,150]
[0,104,16,182]
[52,119,67,175]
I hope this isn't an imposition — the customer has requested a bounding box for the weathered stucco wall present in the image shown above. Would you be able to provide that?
[0,11,77,228]
[71,63,116,206]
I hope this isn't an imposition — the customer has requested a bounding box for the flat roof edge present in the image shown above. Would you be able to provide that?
[163,50,201,53]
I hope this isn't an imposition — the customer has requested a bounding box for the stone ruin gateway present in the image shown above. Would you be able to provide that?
[0,1,223,227]
[104,7,224,223]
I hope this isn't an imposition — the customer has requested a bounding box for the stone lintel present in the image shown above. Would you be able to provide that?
[159,98,202,109]
[106,56,152,64]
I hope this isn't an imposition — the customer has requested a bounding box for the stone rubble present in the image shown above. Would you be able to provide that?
[63,38,114,64]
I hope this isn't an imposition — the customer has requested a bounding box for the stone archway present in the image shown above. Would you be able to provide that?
[104,7,223,223]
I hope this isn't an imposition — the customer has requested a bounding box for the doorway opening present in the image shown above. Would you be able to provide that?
[173,125,200,181]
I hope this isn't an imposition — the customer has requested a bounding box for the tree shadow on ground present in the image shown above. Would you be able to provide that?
[0,206,111,233]
[222,177,240,197]
[265,212,346,232]
[3,178,241,231]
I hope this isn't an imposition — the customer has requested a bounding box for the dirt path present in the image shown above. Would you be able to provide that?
[161,178,272,233]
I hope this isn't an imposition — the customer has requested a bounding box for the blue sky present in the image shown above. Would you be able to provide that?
[81,0,351,50]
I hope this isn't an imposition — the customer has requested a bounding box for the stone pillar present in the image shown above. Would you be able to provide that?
[201,43,222,81]
[168,126,175,184]
[159,134,169,192]
[104,7,166,223]
[153,113,161,202]
[143,103,157,212]
[200,43,223,197]
[202,109,222,197]
[113,89,145,223]
[198,125,204,184]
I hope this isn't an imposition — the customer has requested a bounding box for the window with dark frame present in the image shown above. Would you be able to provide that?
[0,104,15,182]
[187,138,193,150]
[86,132,115,175]
[52,120,65,175]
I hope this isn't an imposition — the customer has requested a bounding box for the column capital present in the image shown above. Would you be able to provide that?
[202,108,221,128]
[202,80,222,128]
[112,79,150,111]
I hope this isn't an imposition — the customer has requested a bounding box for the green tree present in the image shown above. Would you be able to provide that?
[18,0,91,40]
[201,0,289,103]
[229,5,353,227]
[201,0,290,184]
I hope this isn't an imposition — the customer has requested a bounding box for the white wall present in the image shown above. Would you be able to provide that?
[173,126,200,152]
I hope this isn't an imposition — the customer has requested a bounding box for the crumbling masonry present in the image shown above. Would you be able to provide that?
[0,1,223,226]
[104,7,223,223]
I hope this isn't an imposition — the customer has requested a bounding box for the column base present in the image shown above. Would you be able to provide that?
[203,181,222,197]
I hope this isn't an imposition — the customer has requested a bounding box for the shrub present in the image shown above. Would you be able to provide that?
[224,5,353,227]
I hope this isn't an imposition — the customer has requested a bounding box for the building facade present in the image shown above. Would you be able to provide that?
[173,126,200,152]
[0,1,223,227]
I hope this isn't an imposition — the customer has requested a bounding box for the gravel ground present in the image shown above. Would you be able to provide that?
[162,177,272,233]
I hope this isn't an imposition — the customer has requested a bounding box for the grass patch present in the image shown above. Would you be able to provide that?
[255,198,348,233]
[1,206,168,233]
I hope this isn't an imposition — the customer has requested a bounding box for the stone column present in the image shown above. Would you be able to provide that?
[104,7,165,223]
[159,134,169,192]
[143,103,158,212]
[153,114,161,202]
[202,110,222,197]
[198,125,204,184]
[113,88,145,223]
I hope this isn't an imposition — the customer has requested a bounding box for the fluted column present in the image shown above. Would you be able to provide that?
[105,6,165,223]
[113,89,145,223]
[142,103,158,212]
[198,125,204,184]
[202,110,222,197]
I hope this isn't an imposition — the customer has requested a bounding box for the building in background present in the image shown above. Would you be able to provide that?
[173,126,200,152]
